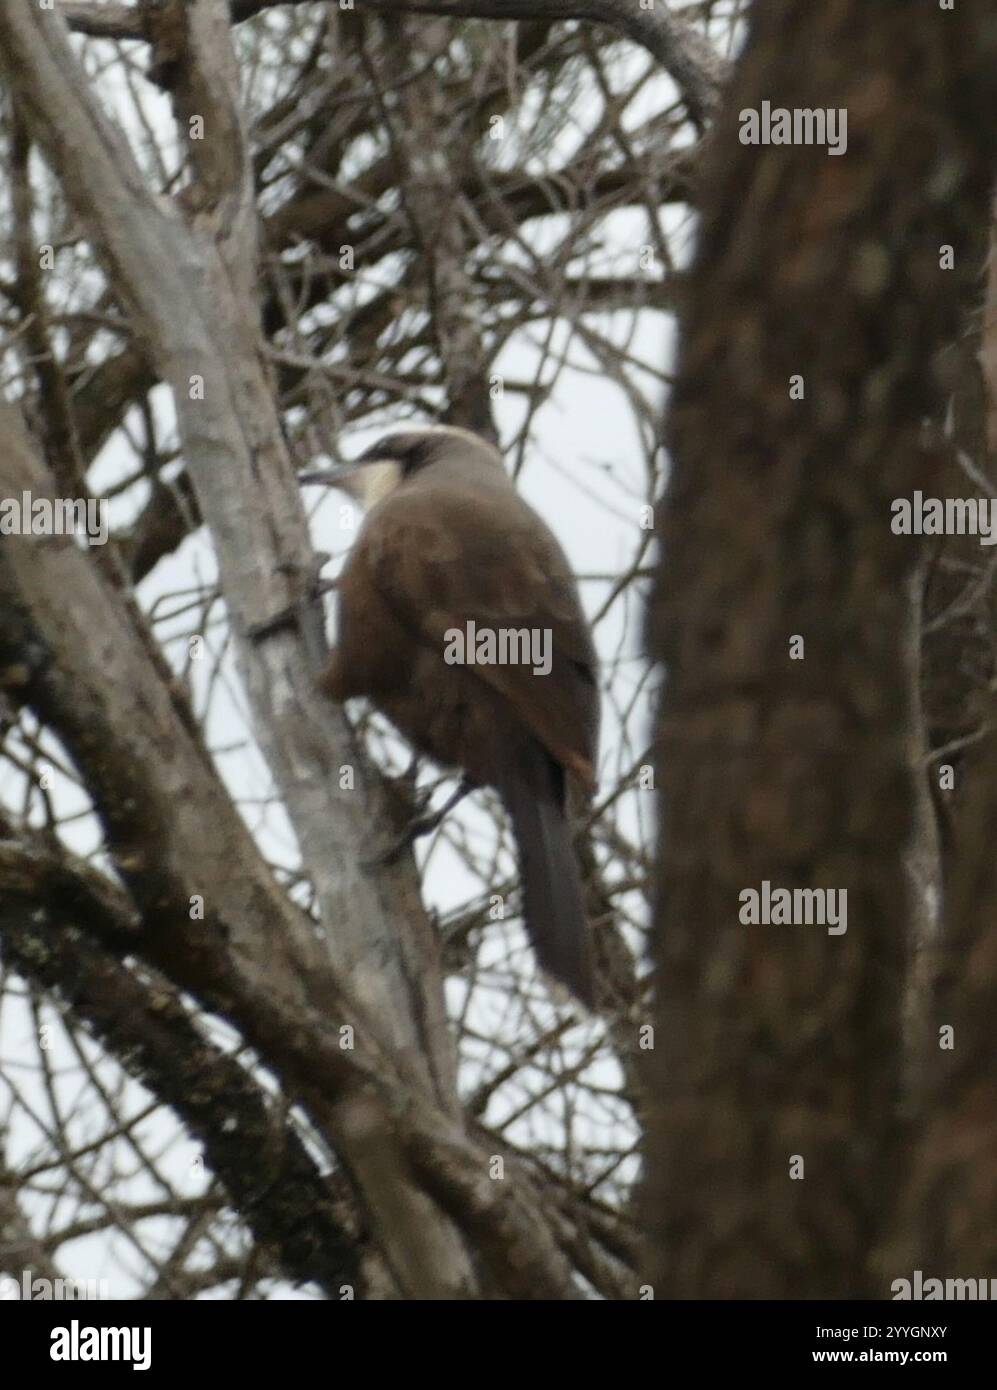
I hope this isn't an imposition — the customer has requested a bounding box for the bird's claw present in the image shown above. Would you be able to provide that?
[369,776,475,866]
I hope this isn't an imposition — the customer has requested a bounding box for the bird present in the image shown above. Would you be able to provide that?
[299,425,600,1007]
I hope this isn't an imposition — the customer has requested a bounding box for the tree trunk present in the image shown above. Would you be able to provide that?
[645,0,997,1298]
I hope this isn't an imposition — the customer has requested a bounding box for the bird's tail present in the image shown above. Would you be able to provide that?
[499,747,595,1008]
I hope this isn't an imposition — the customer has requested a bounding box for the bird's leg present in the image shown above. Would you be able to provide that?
[246,558,335,642]
[372,775,476,866]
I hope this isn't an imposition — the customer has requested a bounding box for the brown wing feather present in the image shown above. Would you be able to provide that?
[356,476,599,786]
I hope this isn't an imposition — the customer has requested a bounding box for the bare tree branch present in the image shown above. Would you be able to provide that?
[59,0,726,124]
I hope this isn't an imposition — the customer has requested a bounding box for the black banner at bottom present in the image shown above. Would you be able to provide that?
[0,1298,991,1376]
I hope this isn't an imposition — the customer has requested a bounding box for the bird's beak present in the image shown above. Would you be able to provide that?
[298,453,403,509]
[297,461,364,488]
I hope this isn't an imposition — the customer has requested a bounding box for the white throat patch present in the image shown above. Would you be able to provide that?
[349,459,404,510]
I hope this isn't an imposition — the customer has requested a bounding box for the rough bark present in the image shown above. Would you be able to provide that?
[645,0,997,1298]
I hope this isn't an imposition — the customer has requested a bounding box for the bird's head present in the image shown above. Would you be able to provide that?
[298,425,505,509]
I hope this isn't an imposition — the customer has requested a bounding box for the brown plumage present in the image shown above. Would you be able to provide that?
[304,426,599,1006]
